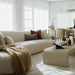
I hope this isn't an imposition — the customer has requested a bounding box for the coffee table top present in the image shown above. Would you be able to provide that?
[44,44,75,53]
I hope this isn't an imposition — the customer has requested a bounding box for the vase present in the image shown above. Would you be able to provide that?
[73,24,75,28]
[73,20,75,28]
[68,39,71,45]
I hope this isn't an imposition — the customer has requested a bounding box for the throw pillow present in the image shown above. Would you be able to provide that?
[0,32,6,50]
[41,30,47,39]
[5,36,14,44]
[0,32,5,45]
[30,30,42,39]
[25,33,38,41]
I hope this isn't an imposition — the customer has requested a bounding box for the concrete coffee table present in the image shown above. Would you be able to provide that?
[43,45,75,67]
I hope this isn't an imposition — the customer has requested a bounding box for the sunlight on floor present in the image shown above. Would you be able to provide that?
[27,53,75,75]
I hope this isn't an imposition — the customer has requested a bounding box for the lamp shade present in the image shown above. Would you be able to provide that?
[56,28,65,38]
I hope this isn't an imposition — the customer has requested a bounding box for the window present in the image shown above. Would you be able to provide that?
[0,2,13,31]
[24,7,49,30]
[34,9,49,30]
[24,7,33,30]
[57,13,75,28]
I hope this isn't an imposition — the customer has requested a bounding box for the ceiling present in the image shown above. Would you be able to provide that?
[43,0,75,2]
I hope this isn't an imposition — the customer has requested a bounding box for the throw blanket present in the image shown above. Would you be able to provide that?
[0,45,31,75]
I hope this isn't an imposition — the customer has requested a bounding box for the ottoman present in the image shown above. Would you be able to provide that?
[43,45,75,67]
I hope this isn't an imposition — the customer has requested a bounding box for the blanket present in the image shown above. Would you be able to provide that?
[0,45,31,75]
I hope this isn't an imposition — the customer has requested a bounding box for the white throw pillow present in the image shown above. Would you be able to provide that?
[5,36,14,44]
[41,30,48,39]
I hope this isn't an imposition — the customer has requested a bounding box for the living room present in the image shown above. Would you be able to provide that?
[0,0,75,75]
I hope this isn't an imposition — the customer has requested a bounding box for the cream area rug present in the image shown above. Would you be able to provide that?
[27,53,75,75]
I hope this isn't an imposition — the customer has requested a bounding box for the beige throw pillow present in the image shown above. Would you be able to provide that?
[0,32,6,50]
[0,32,5,45]
[5,36,14,44]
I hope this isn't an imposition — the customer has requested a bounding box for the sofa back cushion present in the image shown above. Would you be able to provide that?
[41,30,48,39]
[0,32,6,45]
[0,30,48,42]
[1,31,25,42]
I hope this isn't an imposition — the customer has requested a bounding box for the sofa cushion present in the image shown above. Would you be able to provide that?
[15,39,53,54]
[1,31,25,42]
[0,32,6,50]
[25,33,38,41]
[0,32,5,45]
[5,36,14,44]
[41,30,48,39]
[30,30,42,39]
[1,30,48,42]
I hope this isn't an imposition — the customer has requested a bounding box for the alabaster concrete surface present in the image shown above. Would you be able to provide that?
[28,53,75,75]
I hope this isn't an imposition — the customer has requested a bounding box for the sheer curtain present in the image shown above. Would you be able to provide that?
[0,0,25,31]
[0,0,49,31]
[24,0,49,31]
[0,0,13,31]
[34,8,49,30]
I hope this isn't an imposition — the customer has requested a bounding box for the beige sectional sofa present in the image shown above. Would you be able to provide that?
[0,30,53,74]
[1,30,53,54]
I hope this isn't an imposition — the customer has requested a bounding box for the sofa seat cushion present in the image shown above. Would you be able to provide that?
[15,39,53,55]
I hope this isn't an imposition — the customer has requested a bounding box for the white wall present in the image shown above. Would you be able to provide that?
[50,1,75,29]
